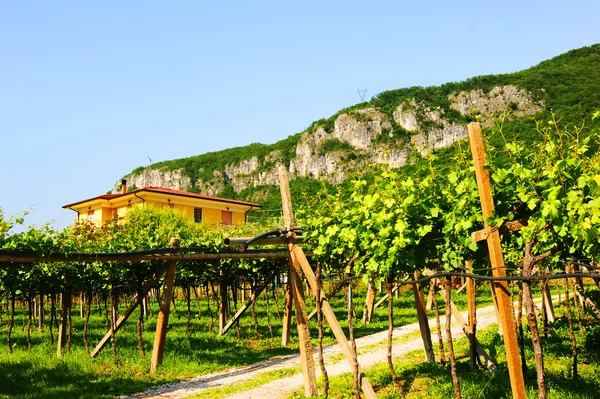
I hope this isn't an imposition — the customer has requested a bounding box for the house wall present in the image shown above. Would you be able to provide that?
[68,191,251,228]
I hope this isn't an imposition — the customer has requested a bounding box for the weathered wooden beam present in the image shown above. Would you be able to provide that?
[489,280,504,336]
[220,271,279,335]
[466,261,478,369]
[308,282,345,320]
[90,262,169,358]
[151,238,180,372]
[413,270,435,362]
[0,250,295,263]
[291,245,377,399]
[469,122,526,398]
[361,281,377,324]
[471,218,529,242]
[56,288,72,358]
[532,303,559,338]
[281,281,293,346]
[279,166,317,397]
[439,287,497,373]
[373,282,403,309]
[224,236,304,247]
[218,279,229,334]
[542,279,556,324]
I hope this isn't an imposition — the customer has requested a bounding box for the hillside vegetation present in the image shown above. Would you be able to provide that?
[119,44,600,211]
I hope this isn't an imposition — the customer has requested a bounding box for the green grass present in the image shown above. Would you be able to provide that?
[288,286,600,399]
[0,281,537,398]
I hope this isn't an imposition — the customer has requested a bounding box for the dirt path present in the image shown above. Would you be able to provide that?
[121,296,553,399]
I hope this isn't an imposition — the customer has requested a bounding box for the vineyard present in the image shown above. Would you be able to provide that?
[1,117,600,399]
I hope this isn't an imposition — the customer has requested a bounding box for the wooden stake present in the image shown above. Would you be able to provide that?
[91,262,169,358]
[220,270,279,335]
[279,166,317,397]
[292,246,377,399]
[466,261,478,369]
[218,278,229,334]
[489,281,504,336]
[468,122,526,398]
[56,288,71,358]
[150,238,179,372]
[281,281,293,346]
[362,281,376,324]
[413,271,435,362]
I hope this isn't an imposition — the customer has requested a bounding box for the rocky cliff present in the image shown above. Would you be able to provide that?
[112,84,542,196]
[112,44,600,206]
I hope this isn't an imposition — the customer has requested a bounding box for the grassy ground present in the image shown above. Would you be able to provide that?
[289,286,600,399]
[0,280,496,399]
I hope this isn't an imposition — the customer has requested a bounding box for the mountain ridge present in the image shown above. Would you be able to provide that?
[114,44,600,210]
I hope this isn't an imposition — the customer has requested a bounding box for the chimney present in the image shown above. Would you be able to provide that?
[121,179,127,194]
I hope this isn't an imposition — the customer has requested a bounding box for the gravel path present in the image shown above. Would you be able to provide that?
[121,296,553,399]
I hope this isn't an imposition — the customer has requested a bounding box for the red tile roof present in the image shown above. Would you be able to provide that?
[63,187,261,209]
[141,187,261,207]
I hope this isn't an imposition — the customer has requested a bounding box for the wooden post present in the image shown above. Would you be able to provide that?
[218,278,229,334]
[426,278,436,310]
[439,288,497,373]
[373,283,401,309]
[468,122,526,398]
[466,261,478,369]
[291,246,378,399]
[413,271,435,362]
[38,293,44,332]
[362,281,376,324]
[91,262,170,358]
[542,279,556,323]
[150,238,180,372]
[281,276,293,346]
[489,281,504,336]
[279,165,376,399]
[56,288,72,358]
[220,270,279,335]
[279,165,317,397]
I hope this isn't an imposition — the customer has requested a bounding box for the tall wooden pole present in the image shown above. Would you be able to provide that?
[466,260,478,369]
[362,281,376,324]
[281,280,293,346]
[468,122,526,398]
[279,166,377,399]
[218,277,229,334]
[151,238,180,372]
[279,166,317,397]
[56,288,72,358]
[413,271,435,362]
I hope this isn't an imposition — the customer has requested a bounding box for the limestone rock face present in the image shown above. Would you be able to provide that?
[449,85,543,126]
[393,100,442,132]
[196,170,226,196]
[112,168,191,193]
[333,108,392,149]
[412,124,468,156]
[115,85,542,197]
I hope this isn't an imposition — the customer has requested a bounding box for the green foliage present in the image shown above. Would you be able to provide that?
[117,45,600,213]
[134,133,303,188]
[583,325,600,362]
[298,115,600,281]
[317,139,354,155]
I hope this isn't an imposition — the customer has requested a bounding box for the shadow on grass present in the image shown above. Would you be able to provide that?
[0,359,157,399]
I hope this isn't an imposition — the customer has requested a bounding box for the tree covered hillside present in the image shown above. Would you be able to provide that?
[119,44,600,212]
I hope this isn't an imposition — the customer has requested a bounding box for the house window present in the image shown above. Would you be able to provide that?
[194,208,202,223]
[87,210,95,221]
[221,210,233,225]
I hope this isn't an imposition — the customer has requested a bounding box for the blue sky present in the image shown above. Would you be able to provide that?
[1,1,598,231]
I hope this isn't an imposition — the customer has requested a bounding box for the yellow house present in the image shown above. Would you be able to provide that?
[63,181,260,227]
